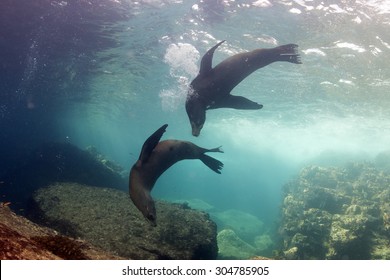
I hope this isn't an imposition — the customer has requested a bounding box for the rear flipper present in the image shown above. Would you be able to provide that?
[200,154,223,174]
[210,95,263,110]
[207,146,223,153]
[277,44,302,64]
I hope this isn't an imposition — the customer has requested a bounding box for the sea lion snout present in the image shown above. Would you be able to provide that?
[137,191,157,227]
[191,121,202,137]
[186,99,205,136]
[129,170,157,226]
[145,201,157,227]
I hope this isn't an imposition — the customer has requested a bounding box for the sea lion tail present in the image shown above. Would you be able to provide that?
[199,154,223,174]
[277,44,302,64]
[208,146,224,153]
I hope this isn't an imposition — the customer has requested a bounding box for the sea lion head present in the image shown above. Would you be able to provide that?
[130,172,157,226]
[143,197,157,226]
[185,95,205,137]
[135,192,156,227]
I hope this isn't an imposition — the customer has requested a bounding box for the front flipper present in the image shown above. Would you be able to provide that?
[210,95,263,110]
[138,124,168,164]
[199,40,226,76]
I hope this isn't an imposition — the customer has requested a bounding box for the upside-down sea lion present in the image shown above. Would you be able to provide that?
[129,124,223,226]
[186,40,302,136]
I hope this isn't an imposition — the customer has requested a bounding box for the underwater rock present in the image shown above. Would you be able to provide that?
[253,234,274,253]
[29,183,218,260]
[212,209,264,244]
[0,205,121,259]
[250,255,273,260]
[217,229,257,259]
[173,198,215,212]
[326,214,370,259]
[86,146,124,174]
[0,142,127,213]
[300,166,340,189]
[374,150,390,171]
[280,162,390,259]
[303,186,350,214]
[283,246,299,260]
[371,237,390,259]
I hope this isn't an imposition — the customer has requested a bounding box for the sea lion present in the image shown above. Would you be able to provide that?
[186,40,302,136]
[129,124,223,226]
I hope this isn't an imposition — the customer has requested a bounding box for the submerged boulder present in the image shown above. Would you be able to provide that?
[217,230,274,260]
[254,234,274,253]
[212,209,264,244]
[173,198,215,212]
[217,229,257,259]
[28,183,218,260]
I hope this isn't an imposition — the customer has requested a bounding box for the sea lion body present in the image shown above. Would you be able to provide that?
[129,124,223,226]
[186,41,302,136]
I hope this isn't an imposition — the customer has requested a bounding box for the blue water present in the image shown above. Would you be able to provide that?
[1,0,390,247]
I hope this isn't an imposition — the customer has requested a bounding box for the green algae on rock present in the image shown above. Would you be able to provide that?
[217,229,257,259]
[212,209,265,244]
[29,183,218,260]
[280,162,390,259]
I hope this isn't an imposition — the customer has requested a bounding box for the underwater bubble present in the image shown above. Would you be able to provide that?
[161,43,200,111]
[164,43,200,78]
[159,75,190,112]
[159,88,186,112]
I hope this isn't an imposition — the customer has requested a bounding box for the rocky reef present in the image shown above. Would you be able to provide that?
[279,161,390,259]
[28,183,218,260]
[0,205,121,259]
[211,209,274,259]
